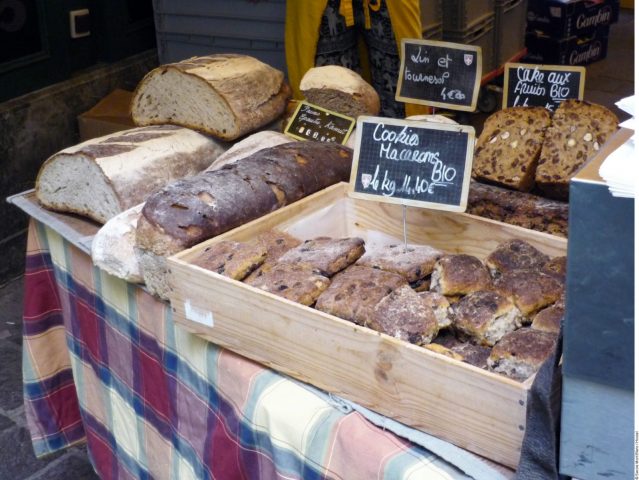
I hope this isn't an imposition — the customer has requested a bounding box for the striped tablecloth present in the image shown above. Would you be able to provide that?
[22,218,502,479]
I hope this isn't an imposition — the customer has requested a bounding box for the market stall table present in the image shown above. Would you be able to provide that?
[14,192,512,480]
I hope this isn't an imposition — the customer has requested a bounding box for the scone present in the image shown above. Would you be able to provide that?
[430,254,492,296]
[367,285,440,345]
[418,291,452,328]
[191,240,266,280]
[488,328,557,381]
[452,290,524,346]
[531,299,564,334]
[473,107,551,192]
[494,269,563,317]
[485,239,550,277]
[536,100,618,200]
[315,265,407,325]
[245,262,330,306]
[277,237,365,276]
[356,243,443,282]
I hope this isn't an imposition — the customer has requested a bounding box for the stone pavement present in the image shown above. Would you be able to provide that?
[0,279,98,480]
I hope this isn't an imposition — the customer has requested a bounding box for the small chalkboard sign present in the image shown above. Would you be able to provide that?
[503,62,586,112]
[349,116,475,212]
[396,39,482,112]
[284,101,355,144]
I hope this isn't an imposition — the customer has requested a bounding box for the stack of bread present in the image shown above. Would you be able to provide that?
[190,231,565,382]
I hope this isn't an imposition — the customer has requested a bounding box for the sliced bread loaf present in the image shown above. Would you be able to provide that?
[131,54,291,141]
[36,125,227,224]
[472,107,551,192]
[535,100,618,200]
[300,65,380,118]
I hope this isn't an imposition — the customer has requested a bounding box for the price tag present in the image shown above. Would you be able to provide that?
[349,116,475,212]
[396,39,482,112]
[503,62,586,112]
[284,101,355,144]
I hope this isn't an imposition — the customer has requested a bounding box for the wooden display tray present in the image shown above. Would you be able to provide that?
[168,182,567,468]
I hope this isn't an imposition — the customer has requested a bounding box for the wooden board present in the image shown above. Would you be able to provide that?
[168,183,567,468]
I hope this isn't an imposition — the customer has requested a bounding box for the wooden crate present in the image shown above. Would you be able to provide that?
[168,182,567,468]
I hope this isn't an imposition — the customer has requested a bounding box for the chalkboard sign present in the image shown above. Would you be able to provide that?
[284,101,355,144]
[503,62,586,112]
[349,116,475,212]
[396,39,482,112]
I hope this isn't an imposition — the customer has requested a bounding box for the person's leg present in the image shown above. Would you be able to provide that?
[357,1,406,118]
[314,0,360,72]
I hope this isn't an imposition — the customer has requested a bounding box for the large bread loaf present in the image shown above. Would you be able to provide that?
[205,131,294,171]
[36,125,227,224]
[131,54,291,141]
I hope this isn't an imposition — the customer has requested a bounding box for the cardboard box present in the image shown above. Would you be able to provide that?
[525,25,610,65]
[526,0,620,39]
[77,89,136,141]
[167,182,567,468]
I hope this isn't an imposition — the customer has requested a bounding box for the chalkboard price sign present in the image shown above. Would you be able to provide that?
[396,39,482,112]
[349,116,475,212]
[503,62,586,112]
[284,101,355,144]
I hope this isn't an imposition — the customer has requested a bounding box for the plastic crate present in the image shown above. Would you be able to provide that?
[152,0,286,70]
[526,0,620,39]
[495,0,528,66]
[443,0,495,32]
[525,25,610,65]
[421,0,443,32]
[444,14,496,75]
[422,22,443,40]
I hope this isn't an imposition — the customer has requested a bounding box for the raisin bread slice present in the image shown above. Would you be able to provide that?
[536,100,618,200]
[473,107,551,192]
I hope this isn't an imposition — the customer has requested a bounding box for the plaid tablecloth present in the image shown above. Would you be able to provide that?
[22,219,480,480]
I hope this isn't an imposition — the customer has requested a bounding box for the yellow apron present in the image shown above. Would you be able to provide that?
[285,0,430,117]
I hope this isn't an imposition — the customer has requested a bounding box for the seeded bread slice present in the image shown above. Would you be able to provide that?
[536,100,618,200]
[473,107,551,192]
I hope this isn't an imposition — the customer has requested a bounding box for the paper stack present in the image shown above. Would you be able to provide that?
[598,96,636,198]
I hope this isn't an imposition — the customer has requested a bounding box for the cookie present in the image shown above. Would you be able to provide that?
[418,291,452,328]
[245,262,330,306]
[494,269,563,318]
[541,256,567,285]
[485,239,550,277]
[531,298,564,334]
[277,236,365,276]
[315,265,407,325]
[356,243,443,282]
[424,343,464,361]
[488,328,557,381]
[536,100,618,199]
[367,285,440,345]
[473,107,551,192]
[450,342,492,369]
[430,254,492,296]
[244,230,302,282]
[191,240,266,280]
[452,290,523,346]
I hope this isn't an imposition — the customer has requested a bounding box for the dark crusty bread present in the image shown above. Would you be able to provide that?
[315,265,407,325]
[531,299,564,334]
[494,269,563,318]
[473,107,551,192]
[430,254,492,296]
[467,181,568,237]
[452,290,524,346]
[367,285,440,345]
[131,54,290,141]
[245,262,330,306]
[356,243,443,282]
[191,240,266,280]
[277,237,365,277]
[488,328,557,381]
[536,100,618,199]
[136,142,352,258]
[485,239,550,278]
